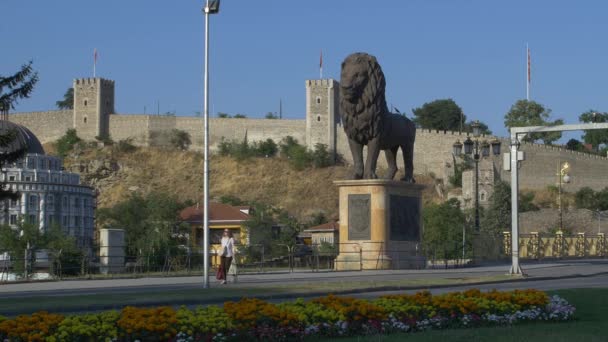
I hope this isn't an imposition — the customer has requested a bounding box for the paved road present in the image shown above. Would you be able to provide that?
[1,259,607,299]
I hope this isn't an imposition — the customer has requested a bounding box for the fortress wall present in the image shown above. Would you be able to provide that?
[206,118,307,151]
[513,143,608,191]
[9,111,72,144]
[109,115,151,145]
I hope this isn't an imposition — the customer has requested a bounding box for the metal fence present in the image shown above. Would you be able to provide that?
[503,232,607,259]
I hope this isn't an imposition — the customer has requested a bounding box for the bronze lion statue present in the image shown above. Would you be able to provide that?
[340,52,416,182]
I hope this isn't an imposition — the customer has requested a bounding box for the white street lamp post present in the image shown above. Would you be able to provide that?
[202,0,220,288]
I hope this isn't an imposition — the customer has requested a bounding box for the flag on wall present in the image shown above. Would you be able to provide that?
[93,48,98,77]
[319,50,323,79]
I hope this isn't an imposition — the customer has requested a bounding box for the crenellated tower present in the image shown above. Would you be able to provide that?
[305,79,340,161]
[73,78,114,140]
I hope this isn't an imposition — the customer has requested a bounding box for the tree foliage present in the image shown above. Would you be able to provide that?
[96,192,185,257]
[55,129,82,157]
[574,186,608,211]
[579,110,608,148]
[1,62,38,202]
[565,138,584,151]
[265,112,279,119]
[413,99,466,131]
[169,129,191,150]
[422,199,468,263]
[0,61,38,111]
[0,222,77,277]
[504,100,562,144]
[56,87,74,110]
[481,181,511,235]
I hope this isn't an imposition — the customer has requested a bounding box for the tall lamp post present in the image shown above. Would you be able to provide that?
[557,161,570,232]
[455,121,501,232]
[202,0,220,289]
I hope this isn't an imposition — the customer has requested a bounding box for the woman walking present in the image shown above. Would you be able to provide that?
[216,229,234,284]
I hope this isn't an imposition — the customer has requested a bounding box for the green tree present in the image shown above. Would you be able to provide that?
[55,129,82,157]
[464,120,492,135]
[0,61,38,112]
[217,112,231,118]
[311,143,332,168]
[1,62,38,202]
[233,114,247,119]
[55,87,74,110]
[97,192,184,259]
[579,111,608,149]
[481,181,511,235]
[574,186,597,210]
[265,112,279,119]
[422,199,467,265]
[566,138,584,151]
[253,138,278,157]
[504,99,563,144]
[169,129,191,150]
[413,99,466,131]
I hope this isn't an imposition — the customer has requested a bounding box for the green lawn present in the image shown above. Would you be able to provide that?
[317,288,608,342]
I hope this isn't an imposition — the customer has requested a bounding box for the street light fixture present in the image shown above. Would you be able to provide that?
[202,0,220,289]
[557,161,570,233]
[453,120,501,232]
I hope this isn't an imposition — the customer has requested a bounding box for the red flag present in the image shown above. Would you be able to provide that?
[320,50,323,69]
[94,48,98,65]
[527,47,531,83]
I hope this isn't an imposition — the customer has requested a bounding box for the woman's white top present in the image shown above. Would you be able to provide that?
[221,236,235,257]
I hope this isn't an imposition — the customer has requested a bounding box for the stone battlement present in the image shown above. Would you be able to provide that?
[305,79,338,87]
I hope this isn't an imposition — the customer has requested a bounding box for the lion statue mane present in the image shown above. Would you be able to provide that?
[340,52,416,182]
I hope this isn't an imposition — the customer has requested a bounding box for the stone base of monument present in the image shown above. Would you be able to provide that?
[334,180,425,271]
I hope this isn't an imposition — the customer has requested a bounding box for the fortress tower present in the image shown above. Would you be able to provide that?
[305,79,340,161]
[73,78,114,140]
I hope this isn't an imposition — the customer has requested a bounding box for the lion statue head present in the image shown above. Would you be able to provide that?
[340,52,388,144]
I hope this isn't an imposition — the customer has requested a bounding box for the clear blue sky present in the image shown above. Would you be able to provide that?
[3,0,608,139]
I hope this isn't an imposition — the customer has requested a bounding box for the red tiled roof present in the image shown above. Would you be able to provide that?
[180,203,250,223]
[303,221,339,232]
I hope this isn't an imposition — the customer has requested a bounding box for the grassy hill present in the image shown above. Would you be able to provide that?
[45,144,438,222]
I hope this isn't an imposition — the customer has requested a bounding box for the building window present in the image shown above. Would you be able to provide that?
[25,176,31,182]
[8,175,15,181]
[29,195,38,210]
[317,115,321,122]
[83,198,88,208]
[316,97,321,104]
[84,100,88,107]
[84,116,87,124]
[47,195,54,210]
[27,158,34,169]
[28,214,37,224]
[9,215,17,225]
[63,196,68,209]
[63,216,68,227]
[74,197,80,208]
[10,199,17,208]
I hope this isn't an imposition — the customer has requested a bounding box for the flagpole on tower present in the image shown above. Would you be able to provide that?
[526,44,530,101]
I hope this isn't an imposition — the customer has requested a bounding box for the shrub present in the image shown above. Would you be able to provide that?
[169,129,191,150]
[115,138,137,153]
[55,129,81,157]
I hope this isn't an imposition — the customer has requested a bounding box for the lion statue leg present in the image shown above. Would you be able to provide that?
[384,146,399,180]
[348,139,364,179]
[364,137,381,179]
[400,140,415,183]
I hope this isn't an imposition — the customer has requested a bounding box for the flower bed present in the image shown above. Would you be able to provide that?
[0,289,575,341]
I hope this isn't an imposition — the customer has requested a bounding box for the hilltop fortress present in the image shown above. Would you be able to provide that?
[10,78,608,195]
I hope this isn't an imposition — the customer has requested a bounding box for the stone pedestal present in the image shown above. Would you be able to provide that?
[334,180,425,270]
